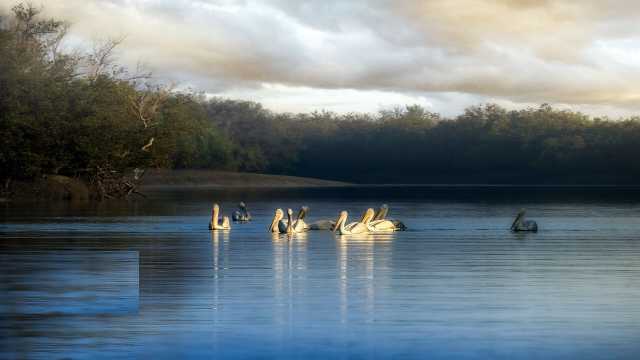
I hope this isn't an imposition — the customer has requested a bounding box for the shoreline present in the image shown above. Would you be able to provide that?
[140,170,351,190]
[140,170,640,190]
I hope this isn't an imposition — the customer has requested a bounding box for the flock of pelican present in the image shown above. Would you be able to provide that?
[209,203,539,234]
[268,205,407,235]
[209,203,409,235]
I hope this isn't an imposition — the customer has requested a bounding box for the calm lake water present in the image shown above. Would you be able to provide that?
[2,186,640,359]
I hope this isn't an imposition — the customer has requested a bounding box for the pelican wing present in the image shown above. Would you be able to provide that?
[368,219,396,232]
[344,222,369,234]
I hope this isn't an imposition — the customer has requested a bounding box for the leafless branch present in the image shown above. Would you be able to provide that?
[86,36,126,80]
[128,83,173,128]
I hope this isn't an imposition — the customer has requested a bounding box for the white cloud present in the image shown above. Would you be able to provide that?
[209,83,440,114]
[3,0,640,116]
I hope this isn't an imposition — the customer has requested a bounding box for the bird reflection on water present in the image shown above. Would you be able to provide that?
[336,233,395,326]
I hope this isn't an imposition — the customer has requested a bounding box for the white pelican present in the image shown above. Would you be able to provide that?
[269,208,288,233]
[362,208,396,233]
[333,210,369,235]
[288,208,309,233]
[511,209,538,232]
[269,208,307,234]
[293,207,309,230]
[232,201,251,222]
[373,204,407,231]
[209,203,231,230]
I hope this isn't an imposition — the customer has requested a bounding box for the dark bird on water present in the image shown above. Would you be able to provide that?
[232,201,252,222]
[510,209,538,232]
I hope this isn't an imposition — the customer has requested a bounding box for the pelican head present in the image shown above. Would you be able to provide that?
[363,208,375,224]
[239,201,246,209]
[334,211,348,233]
[269,208,284,232]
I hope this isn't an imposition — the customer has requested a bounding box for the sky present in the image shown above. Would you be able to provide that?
[2,0,640,117]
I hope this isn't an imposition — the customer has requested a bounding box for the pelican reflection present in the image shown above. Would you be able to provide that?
[336,232,394,325]
[271,228,308,332]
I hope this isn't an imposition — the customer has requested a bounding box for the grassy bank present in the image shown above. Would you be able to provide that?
[140,170,351,189]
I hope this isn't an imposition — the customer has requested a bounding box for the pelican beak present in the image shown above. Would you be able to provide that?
[360,208,373,224]
[359,209,368,223]
[333,212,344,233]
[510,210,525,231]
[374,204,388,221]
[366,208,375,224]
[269,209,282,232]
[297,206,308,220]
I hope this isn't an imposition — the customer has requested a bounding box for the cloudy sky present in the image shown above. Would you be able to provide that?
[3,0,640,116]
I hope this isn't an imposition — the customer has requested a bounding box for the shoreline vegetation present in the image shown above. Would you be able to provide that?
[0,171,349,202]
[2,3,640,201]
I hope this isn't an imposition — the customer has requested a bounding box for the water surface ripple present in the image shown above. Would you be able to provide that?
[1,188,640,359]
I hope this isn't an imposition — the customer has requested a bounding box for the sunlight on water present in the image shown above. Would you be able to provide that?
[1,188,640,359]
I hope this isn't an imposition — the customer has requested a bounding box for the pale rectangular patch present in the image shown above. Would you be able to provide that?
[0,251,139,315]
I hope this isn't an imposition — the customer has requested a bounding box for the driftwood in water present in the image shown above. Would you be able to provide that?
[90,166,147,200]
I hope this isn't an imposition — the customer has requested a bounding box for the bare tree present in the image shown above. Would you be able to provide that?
[85,36,126,80]
[128,83,173,129]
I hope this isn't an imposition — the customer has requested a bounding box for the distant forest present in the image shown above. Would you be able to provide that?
[2,3,640,196]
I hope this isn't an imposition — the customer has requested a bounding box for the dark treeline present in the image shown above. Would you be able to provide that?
[206,101,640,184]
[2,4,640,198]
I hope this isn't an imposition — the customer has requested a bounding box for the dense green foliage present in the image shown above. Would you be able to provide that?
[2,3,640,190]
[205,101,640,184]
[0,4,234,196]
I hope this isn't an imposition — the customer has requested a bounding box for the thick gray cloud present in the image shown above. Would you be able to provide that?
[2,0,640,115]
